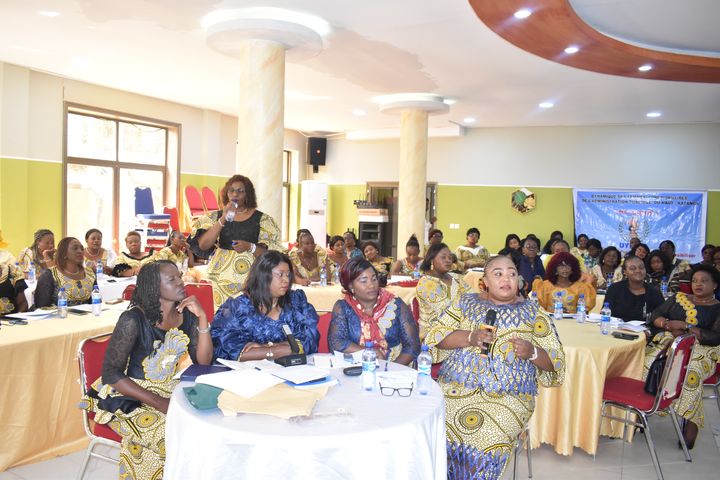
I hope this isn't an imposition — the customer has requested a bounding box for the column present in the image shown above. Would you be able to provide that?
[398,109,429,251]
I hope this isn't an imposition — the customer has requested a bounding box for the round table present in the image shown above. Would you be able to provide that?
[164,362,447,479]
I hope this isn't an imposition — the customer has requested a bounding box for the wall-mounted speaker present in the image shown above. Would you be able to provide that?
[307,137,327,166]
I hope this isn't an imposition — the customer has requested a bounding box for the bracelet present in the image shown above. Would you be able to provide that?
[265,350,274,359]
[267,341,274,347]
[467,330,474,346]
[197,325,211,334]
[237,351,243,361]
[529,345,539,361]
[250,243,257,254]
[217,218,226,228]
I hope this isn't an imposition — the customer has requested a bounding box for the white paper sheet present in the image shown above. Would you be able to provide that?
[195,369,284,398]
[270,365,330,385]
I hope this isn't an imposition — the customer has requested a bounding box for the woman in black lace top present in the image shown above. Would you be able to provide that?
[81,260,212,480]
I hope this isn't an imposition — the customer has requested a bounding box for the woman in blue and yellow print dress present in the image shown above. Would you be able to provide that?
[644,264,720,449]
[426,256,565,479]
[80,261,213,480]
[33,237,96,308]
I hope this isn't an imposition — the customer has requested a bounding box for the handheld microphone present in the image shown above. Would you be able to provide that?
[275,324,307,366]
[479,309,497,357]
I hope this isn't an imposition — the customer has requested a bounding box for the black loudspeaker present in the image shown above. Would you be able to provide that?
[307,137,327,166]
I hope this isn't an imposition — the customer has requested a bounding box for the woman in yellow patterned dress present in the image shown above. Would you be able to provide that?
[34,237,96,308]
[80,261,213,479]
[17,228,55,279]
[0,261,28,314]
[190,175,282,309]
[151,231,189,267]
[531,252,596,314]
[454,227,489,272]
[289,231,332,286]
[111,231,154,277]
[425,255,565,479]
[644,264,720,449]
[390,234,423,277]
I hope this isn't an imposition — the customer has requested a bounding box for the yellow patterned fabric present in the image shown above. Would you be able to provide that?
[0,262,25,314]
[415,273,471,362]
[51,266,96,305]
[370,258,393,275]
[289,245,331,282]
[17,247,51,277]
[531,278,597,314]
[426,297,565,479]
[150,247,188,266]
[115,252,154,271]
[397,258,422,276]
[454,245,490,271]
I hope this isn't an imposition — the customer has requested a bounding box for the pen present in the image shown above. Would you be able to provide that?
[330,358,334,368]
[384,359,389,372]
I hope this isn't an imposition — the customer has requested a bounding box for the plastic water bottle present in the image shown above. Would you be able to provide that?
[91,286,102,316]
[319,265,328,286]
[225,201,237,222]
[600,302,611,335]
[417,345,432,395]
[361,342,377,392]
[96,260,103,281]
[660,276,668,298]
[332,263,340,284]
[529,291,538,304]
[553,292,564,321]
[28,262,36,283]
[605,273,613,289]
[58,287,68,318]
[182,258,189,273]
[576,294,586,324]
[413,263,421,280]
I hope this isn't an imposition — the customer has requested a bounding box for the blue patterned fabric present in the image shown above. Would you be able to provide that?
[328,297,420,360]
[211,289,319,360]
[447,441,509,480]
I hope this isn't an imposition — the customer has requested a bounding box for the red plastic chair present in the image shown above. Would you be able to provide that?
[317,312,332,353]
[77,333,121,479]
[185,283,215,322]
[184,185,205,217]
[201,186,219,212]
[122,284,136,301]
[703,361,720,415]
[600,334,696,479]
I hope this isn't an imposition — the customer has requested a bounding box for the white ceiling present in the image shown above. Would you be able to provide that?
[1,0,719,135]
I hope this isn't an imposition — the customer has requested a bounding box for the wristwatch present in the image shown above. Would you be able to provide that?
[529,345,539,361]
[197,325,211,334]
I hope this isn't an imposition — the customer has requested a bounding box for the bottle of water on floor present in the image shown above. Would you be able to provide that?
[28,262,36,283]
[96,260,103,281]
[576,294,586,324]
[91,286,102,316]
[600,302,611,335]
[58,288,68,319]
[362,342,377,392]
[553,292,563,321]
[320,265,327,286]
[417,345,432,395]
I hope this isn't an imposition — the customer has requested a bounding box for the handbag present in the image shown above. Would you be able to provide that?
[644,344,671,395]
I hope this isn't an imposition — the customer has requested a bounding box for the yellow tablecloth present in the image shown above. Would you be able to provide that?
[295,283,417,313]
[0,309,120,471]
[529,320,645,455]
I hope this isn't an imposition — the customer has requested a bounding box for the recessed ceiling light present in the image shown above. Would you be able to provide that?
[352,109,366,116]
[646,111,662,118]
[463,117,476,123]
[513,9,532,19]
[38,11,60,17]
[538,102,554,109]
[443,98,457,105]
[564,46,580,54]
[638,64,653,72]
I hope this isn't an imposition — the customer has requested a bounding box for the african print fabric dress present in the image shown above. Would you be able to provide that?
[0,262,27,314]
[425,295,565,480]
[643,293,720,429]
[455,245,490,271]
[190,209,282,309]
[289,245,333,282]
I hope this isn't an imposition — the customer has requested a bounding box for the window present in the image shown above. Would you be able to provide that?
[64,105,179,252]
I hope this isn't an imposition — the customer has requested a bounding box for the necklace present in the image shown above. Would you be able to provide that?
[85,249,102,260]
[693,295,717,305]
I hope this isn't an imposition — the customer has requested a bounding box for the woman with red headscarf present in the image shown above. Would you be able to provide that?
[532,252,596,313]
[328,257,420,365]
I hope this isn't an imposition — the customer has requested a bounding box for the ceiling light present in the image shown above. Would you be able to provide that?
[564,46,580,54]
[513,9,532,19]
[202,8,331,37]
[538,102,554,109]
[443,98,457,105]
[352,109,367,116]
[646,111,662,118]
[638,64,653,72]
[463,117,476,123]
[38,11,60,17]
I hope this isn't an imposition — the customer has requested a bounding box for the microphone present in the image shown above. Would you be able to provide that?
[274,324,307,367]
[282,324,300,354]
[479,309,497,357]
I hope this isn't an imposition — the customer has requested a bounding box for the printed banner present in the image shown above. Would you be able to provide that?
[573,190,707,262]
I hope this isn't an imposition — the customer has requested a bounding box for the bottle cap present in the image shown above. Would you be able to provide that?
[579,293,585,298]
[365,341,374,348]
[421,344,429,352]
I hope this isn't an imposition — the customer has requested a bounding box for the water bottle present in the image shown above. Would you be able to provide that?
[660,276,668,298]
[417,345,432,395]
[28,261,36,283]
[319,265,328,287]
[605,272,613,289]
[58,287,68,318]
[332,263,340,284]
[361,342,377,392]
[553,292,564,321]
[576,294,586,324]
[182,258,189,273]
[91,286,102,316]
[600,302,611,335]
[529,291,538,304]
[96,260,103,281]
[413,263,421,280]
[225,201,238,222]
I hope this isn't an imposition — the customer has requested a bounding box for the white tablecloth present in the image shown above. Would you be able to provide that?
[164,362,446,480]
[24,275,136,306]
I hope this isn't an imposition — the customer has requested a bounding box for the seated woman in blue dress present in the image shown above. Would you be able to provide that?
[328,257,420,365]
[211,250,320,361]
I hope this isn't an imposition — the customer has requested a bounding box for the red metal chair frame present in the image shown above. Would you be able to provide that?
[184,185,205,217]
[317,312,332,354]
[77,333,121,479]
[600,334,696,480]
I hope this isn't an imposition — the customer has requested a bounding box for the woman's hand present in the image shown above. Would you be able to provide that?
[222,201,236,220]
[468,328,495,347]
[374,347,387,360]
[508,337,535,360]
[296,277,311,286]
[242,342,263,353]
[42,248,56,263]
[176,295,206,322]
[232,240,253,253]
[156,397,171,415]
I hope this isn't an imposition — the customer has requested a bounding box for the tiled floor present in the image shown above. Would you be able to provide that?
[3,398,719,479]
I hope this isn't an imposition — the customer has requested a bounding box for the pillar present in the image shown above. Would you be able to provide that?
[398,109,429,251]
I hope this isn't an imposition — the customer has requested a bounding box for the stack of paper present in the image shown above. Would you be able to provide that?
[195,369,284,398]
[618,320,649,333]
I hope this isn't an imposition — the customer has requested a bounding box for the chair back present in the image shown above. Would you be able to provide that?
[655,333,696,411]
[317,312,332,353]
[135,187,155,215]
[185,283,215,322]
[164,206,181,232]
[410,297,420,325]
[78,334,122,442]
[201,186,219,211]
[122,284,136,301]
[184,185,205,217]
[705,361,720,386]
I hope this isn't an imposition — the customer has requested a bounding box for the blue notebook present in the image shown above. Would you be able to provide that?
[180,364,231,381]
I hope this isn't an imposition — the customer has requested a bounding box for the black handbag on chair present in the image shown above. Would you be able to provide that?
[644,344,671,395]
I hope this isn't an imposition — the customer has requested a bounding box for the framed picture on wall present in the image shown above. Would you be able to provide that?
[511,188,535,213]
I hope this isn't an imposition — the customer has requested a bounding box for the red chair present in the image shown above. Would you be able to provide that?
[122,284,136,301]
[410,297,420,325]
[600,334,696,479]
[164,206,188,236]
[185,283,215,322]
[201,186,219,212]
[703,361,720,415]
[77,334,121,479]
[317,312,332,353]
[184,185,205,217]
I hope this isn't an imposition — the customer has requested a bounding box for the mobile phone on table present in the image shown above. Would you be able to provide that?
[611,331,638,341]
